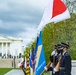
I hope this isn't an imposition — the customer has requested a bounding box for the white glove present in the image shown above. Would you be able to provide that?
[51,50,55,56]
[55,52,58,56]
[50,63,53,67]
[51,50,58,56]
[44,66,48,71]
[54,68,58,72]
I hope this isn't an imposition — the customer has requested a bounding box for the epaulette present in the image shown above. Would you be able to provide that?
[65,52,70,56]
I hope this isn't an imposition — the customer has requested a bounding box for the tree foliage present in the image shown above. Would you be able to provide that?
[24,0,76,63]
[24,13,76,63]
[42,14,76,63]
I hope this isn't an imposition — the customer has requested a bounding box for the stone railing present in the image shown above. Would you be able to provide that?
[71,60,76,75]
[0,58,19,68]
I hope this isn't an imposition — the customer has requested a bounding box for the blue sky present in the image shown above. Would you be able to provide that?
[0,0,48,47]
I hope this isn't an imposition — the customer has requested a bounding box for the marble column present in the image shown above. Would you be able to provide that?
[2,42,3,56]
[9,43,11,55]
[6,43,8,58]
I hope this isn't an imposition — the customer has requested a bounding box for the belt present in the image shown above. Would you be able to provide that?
[60,67,65,70]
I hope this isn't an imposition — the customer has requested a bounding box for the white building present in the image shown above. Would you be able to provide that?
[0,35,23,58]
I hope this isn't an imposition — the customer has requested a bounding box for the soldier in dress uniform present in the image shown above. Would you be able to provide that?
[59,42,71,75]
[52,44,63,75]
[44,44,63,75]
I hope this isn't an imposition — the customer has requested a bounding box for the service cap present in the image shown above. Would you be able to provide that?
[61,42,69,49]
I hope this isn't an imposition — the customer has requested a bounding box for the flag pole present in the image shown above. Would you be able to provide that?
[53,24,56,68]
[32,45,35,75]
[54,24,56,47]
[41,70,45,75]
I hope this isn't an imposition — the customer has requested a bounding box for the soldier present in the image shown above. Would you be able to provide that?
[31,44,35,72]
[44,44,62,75]
[59,42,71,75]
[52,44,63,75]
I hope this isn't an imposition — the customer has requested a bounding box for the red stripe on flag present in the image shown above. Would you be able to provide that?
[52,0,67,18]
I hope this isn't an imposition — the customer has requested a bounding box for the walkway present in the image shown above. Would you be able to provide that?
[4,69,24,75]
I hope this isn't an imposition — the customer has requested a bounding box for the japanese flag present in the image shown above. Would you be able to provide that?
[37,0,70,31]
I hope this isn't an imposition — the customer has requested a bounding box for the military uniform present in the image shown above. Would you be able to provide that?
[59,52,71,75]
[49,52,60,75]
[52,44,64,75]
[52,53,61,75]
[50,44,63,75]
[45,44,63,75]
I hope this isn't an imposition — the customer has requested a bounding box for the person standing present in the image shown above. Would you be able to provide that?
[13,56,16,68]
[52,44,63,75]
[31,44,35,72]
[44,44,62,75]
[59,42,71,75]
[22,58,26,75]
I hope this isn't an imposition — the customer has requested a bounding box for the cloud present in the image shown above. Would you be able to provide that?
[0,0,48,46]
[18,25,38,47]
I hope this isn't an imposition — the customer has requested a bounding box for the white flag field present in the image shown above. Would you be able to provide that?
[37,0,70,31]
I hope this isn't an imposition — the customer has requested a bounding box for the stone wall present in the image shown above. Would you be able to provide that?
[0,58,19,68]
[71,60,76,75]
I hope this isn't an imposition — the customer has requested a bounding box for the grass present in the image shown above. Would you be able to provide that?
[42,71,50,75]
[43,72,50,75]
[0,68,21,75]
[0,68,13,75]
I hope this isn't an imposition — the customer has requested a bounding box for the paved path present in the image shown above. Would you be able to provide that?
[4,69,24,75]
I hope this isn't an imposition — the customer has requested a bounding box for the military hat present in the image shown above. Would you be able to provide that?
[61,42,69,49]
[56,44,63,49]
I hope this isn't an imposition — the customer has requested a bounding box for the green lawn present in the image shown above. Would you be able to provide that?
[42,71,50,75]
[0,68,13,75]
[43,72,50,75]
[0,68,21,75]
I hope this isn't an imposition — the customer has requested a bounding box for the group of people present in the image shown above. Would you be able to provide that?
[44,42,71,75]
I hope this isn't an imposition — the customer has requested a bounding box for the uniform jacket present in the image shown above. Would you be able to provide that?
[59,52,71,75]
